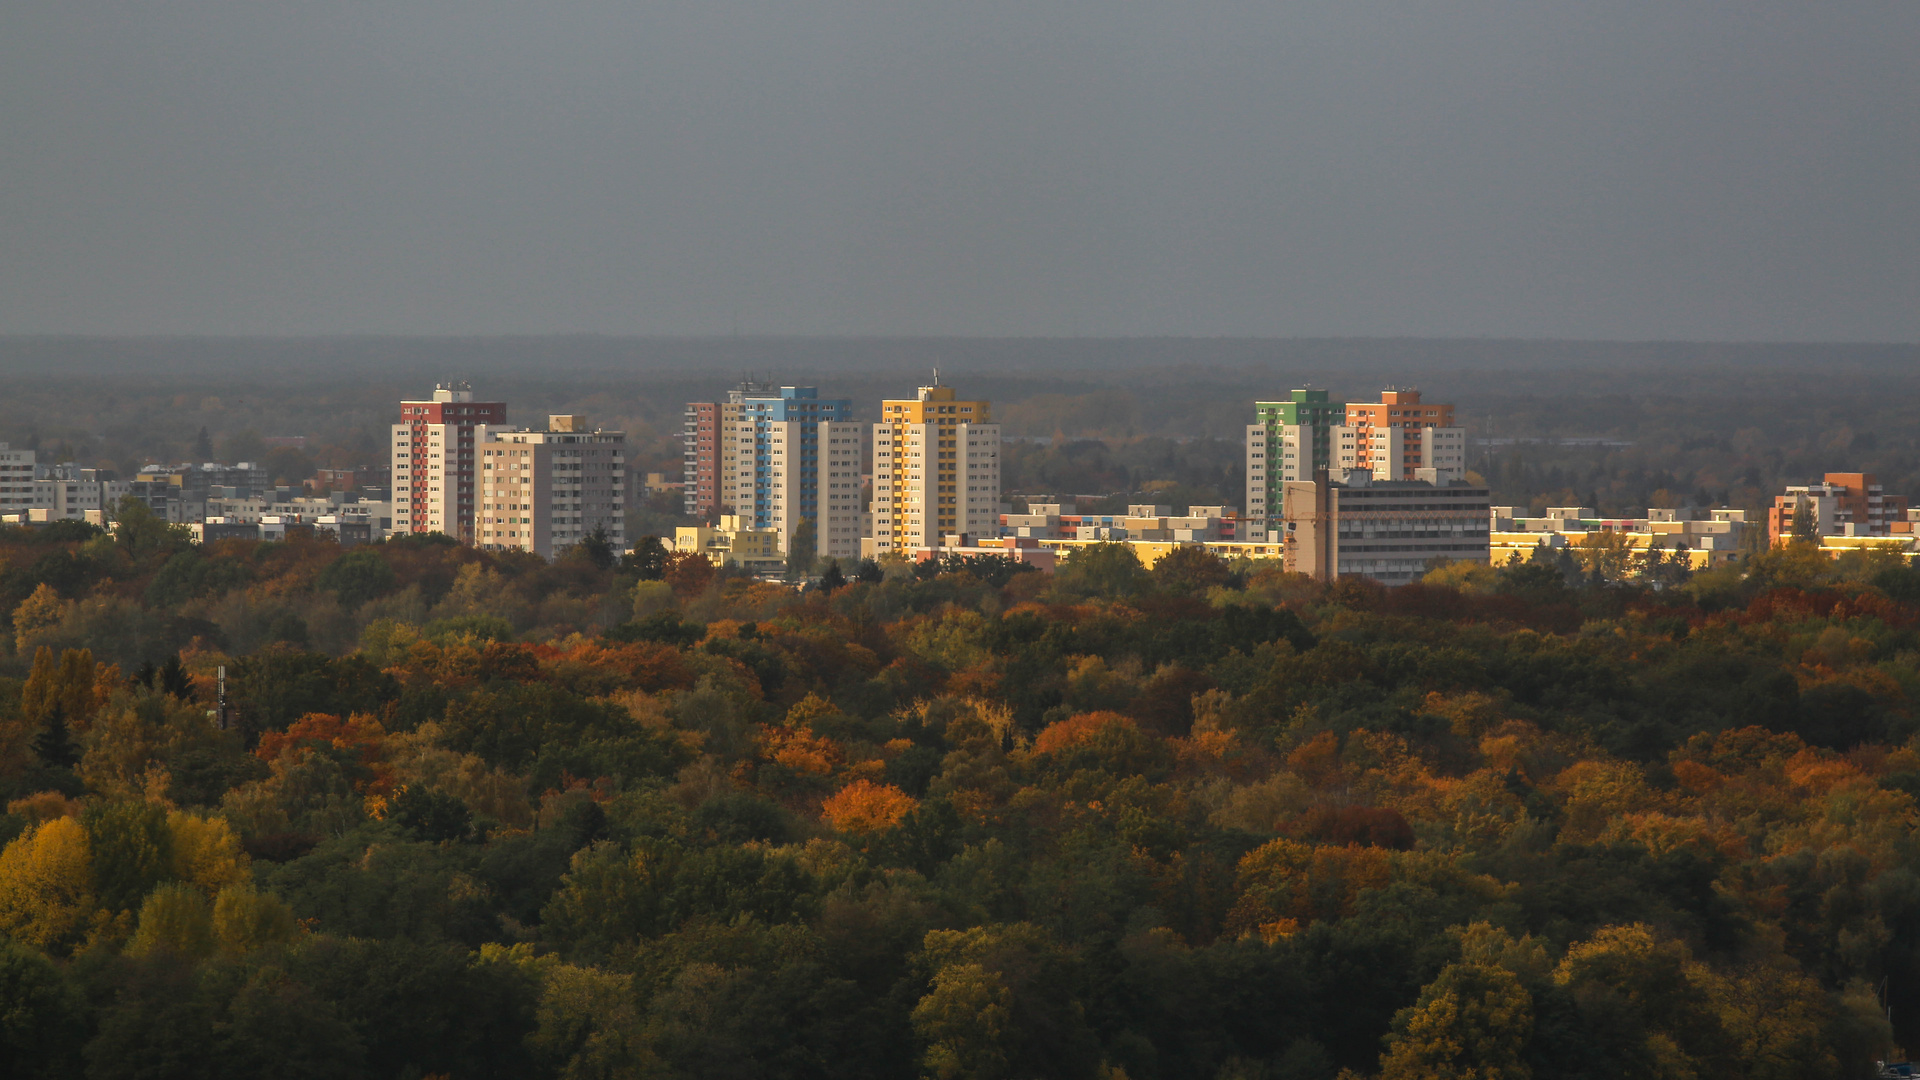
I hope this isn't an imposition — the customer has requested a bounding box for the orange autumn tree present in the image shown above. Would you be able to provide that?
[255,712,395,797]
[1225,838,1392,941]
[821,779,917,834]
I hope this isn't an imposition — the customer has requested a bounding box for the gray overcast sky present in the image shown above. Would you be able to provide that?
[2,2,1916,340]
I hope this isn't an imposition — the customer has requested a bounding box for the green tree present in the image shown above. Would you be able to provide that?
[572,527,617,570]
[819,558,847,593]
[32,704,79,770]
[215,966,365,1080]
[1052,543,1147,601]
[624,535,669,580]
[1150,545,1232,596]
[314,548,395,609]
[211,884,299,956]
[112,495,191,561]
[81,801,176,916]
[127,882,215,958]
[911,923,1099,1080]
[786,517,818,581]
[0,937,88,1078]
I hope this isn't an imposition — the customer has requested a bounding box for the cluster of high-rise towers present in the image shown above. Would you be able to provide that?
[682,376,1001,560]
[1242,387,1467,538]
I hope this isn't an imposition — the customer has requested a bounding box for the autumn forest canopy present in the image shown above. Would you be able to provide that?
[6,504,1920,1078]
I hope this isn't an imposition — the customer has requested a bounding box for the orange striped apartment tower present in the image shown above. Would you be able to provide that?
[1337,387,1466,481]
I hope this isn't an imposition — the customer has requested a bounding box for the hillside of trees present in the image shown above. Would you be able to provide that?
[4,507,1920,1077]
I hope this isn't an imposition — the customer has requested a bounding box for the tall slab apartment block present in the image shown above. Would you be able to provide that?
[768,418,871,562]
[1245,389,1344,541]
[870,381,999,553]
[392,382,507,540]
[681,402,719,519]
[1337,388,1465,480]
[695,384,858,557]
[475,415,626,559]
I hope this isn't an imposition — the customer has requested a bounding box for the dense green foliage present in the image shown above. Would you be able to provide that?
[4,519,1920,1078]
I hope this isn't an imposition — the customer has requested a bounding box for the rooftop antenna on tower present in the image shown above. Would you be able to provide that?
[932,367,940,386]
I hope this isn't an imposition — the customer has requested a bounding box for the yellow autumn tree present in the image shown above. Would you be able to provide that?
[126,882,214,958]
[167,812,250,894]
[1554,759,1652,843]
[210,883,299,955]
[19,646,105,729]
[0,815,100,952]
[1553,924,1731,1075]
[11,584,67,652]
[1378,961,1533,1080]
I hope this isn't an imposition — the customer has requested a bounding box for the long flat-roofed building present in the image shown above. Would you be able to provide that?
[1282,469,1491,584]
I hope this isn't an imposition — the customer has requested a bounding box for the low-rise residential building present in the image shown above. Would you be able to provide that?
[1769,473,1909,544]
[123,462,271,522]
[1001,503,1245,543]
[205,490,392,529]
[901,535,1059,571]
[1488,506,1751,569]
[674,515,785,573]
[1282,470,1492,584]
[0,448,135,523]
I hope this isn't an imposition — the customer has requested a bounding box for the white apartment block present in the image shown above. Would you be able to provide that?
[768,419,872,562]
[1244,424,1323,539]
[1334,425,1467,481]
[474,416,626,559]
[0,444,40,512]
[0,446,129,523]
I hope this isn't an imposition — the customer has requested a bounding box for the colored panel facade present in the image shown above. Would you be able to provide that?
[706,385,854,552]
[1342,388,1456,477]
[872,383,999,552]
[1770,472,1910,544]
[681,402,719,519]
[391,383,508,540]
[1246,389,1344,538]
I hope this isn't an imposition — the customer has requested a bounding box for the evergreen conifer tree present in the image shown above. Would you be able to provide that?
[32,705,79,769]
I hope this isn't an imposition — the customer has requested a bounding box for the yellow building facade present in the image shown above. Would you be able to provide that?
[674,515,785,573]
[870,382,1000,553]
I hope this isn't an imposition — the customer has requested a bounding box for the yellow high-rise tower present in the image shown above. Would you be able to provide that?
[869,379,1000,553]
